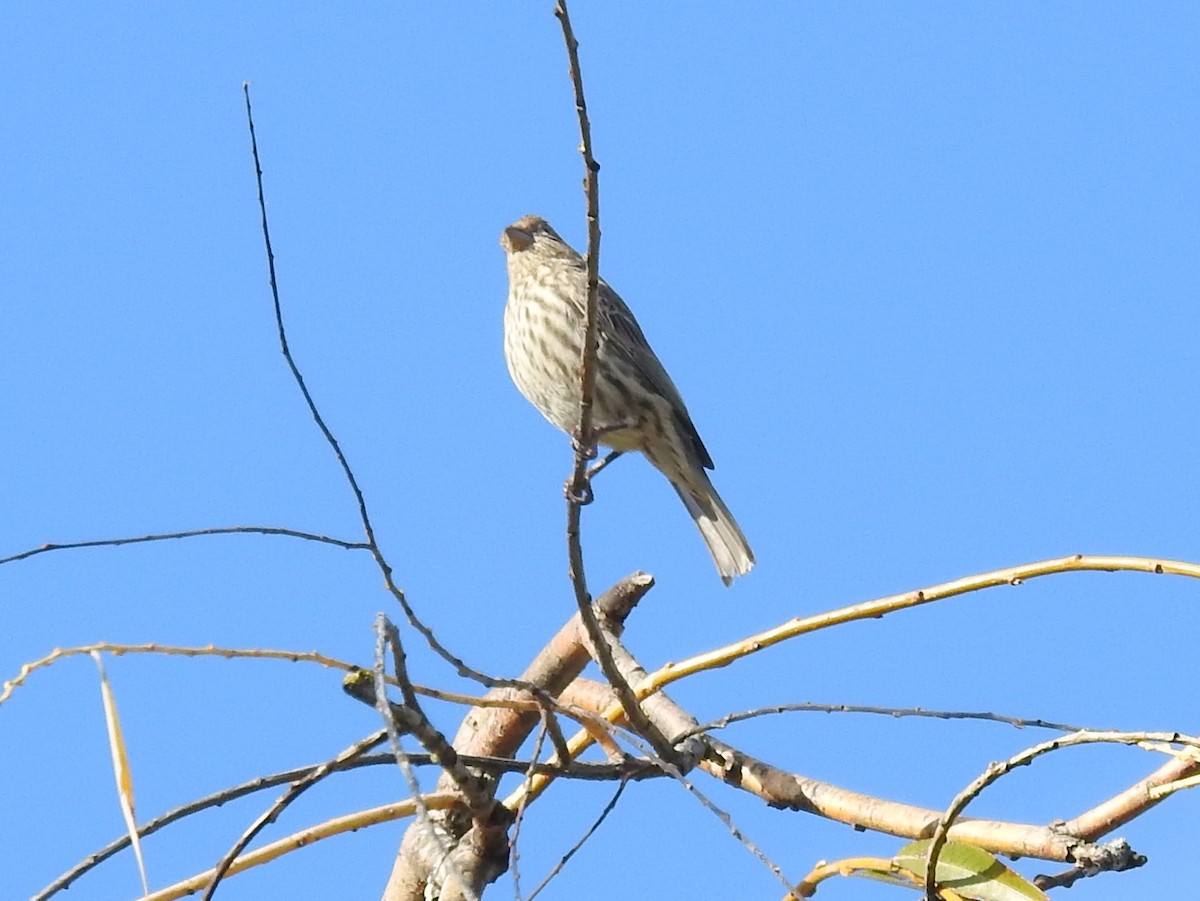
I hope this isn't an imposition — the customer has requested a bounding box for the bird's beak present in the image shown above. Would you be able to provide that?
[502,225,534,253]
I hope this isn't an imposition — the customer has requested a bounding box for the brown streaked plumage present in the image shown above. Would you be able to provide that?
[500,215,754,585]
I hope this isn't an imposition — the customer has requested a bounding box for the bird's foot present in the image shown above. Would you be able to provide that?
[587,449,623,480]
[592,419,636,443]
[564,475,594,506]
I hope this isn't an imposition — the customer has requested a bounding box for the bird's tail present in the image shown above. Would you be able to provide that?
[673,474,755,586]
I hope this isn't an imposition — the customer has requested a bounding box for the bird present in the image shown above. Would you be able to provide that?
[500,214,754,585]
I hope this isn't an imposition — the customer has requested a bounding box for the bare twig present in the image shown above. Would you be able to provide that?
[553,0,602,478]
[373,616,477,901]
[381,618,496,814]
[553,0,674,767]
[244,83,378,551]
[506,555,1200,801]
[1033,838,1147,890]
[35,749,660,901]
[240,82,602,707]
[682,703,1088,740]
[382,573,652,901]
[2,640,609,715]
[201,730,387,899]
[132,793,466,901]
[525,779,628,901]
[538,708,573,769]
[701,735,1134,865]
[0,526,368,567]
[923,730,1199,899]
[508,720,549,901]
[2,643,363,707]
[617,727,799,896]
[1060,748,1200,838]
[645,554,1200,695]
[577,626,798,894]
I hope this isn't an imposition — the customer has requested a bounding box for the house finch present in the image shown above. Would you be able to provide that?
[500,215,754,585]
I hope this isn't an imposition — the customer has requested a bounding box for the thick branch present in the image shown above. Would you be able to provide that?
[381,574,653,901]
[1060,750,1200,838]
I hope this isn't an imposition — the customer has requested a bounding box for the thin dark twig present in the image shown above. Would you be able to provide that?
[0,526,368,566]
[245,85,442,690]
[526,779,628,901]
[619,729,798,897]
[33,754,660,901]
[553,0,601,617]
[37,736,643,901]
[680,704,1090,740]
[243,83,378,550]
[552,0,602,468]
[244,85,452,668]
[379,554,563,695]
[201,730,387,900]
[553,0,674,765]
[33,755,417,900]
[509,721,550,901]
[577,625,794,894]
[241,84,550,698]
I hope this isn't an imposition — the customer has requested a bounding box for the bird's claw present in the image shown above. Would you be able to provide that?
[565,477,594,506]
[571,434,599,460]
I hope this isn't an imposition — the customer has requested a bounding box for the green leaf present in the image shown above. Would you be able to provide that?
[891,840,1049,901]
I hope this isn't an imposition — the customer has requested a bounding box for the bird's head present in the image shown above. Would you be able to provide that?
[500,215,570,258]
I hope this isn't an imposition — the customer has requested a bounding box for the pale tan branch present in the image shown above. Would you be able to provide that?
[382,574,652,901]
[648,554,1200,692]
[1060,746,1200,838]
[924,730,1200,897]
[137,794,463,901]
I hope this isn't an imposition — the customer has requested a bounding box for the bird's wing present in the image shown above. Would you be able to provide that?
[597,280,716,471]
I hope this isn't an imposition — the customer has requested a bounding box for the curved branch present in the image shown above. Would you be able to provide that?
[0,526,368,567]
[381,573,653,900]
[243,84,378,551]
[923,730,1200,898]
[649,554,1200,692]
[138,794,465,901]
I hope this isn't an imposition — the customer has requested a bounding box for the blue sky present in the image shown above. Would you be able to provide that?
[2,3,1198,899]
